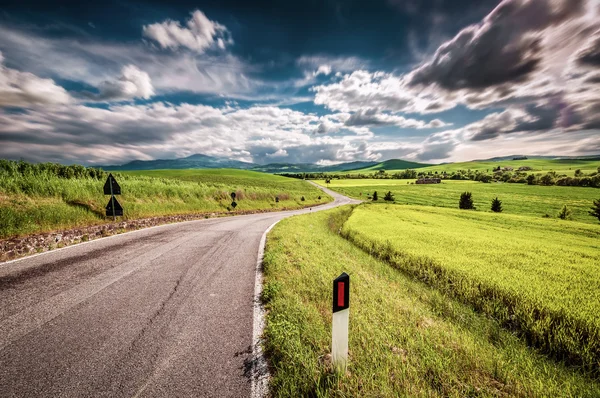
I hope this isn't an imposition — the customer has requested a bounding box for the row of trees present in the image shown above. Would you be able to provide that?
[280,167,600,188]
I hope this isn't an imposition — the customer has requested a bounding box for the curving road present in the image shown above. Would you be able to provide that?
[0,182,357,398]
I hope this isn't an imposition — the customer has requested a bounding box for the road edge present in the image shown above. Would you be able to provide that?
[251,219,280,398]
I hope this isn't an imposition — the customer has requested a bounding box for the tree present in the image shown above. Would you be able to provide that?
[558,205,572,220]
[301,196,305,202]
[491,197,503,213]
[383,191,394,201]
[590,199,600,222]
[372,191,378,201]
[459,192,475,210]
[575,169,583,177]
[526,174,536,185]
[540,173,555,186]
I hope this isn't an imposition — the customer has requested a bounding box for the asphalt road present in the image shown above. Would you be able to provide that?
[0,183,357,398]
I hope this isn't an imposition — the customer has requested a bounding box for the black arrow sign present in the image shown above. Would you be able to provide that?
[103,174,121,195]
[106,196,123,217]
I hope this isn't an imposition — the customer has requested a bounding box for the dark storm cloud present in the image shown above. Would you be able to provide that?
[577,32,600,66]
[409,0,586,90]
[469,103,558,141]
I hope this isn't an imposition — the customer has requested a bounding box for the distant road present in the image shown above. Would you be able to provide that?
[0,183,358,398]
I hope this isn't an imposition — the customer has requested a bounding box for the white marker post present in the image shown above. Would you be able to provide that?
[332,272,350,373]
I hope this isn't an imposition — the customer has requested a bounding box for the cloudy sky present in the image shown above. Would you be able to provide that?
[0,0,599,166]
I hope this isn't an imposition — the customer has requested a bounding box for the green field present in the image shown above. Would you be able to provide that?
[262,207,600,396]
[342,204,600,371]
[349,158,600,176]
[0,161,330,239]
[316,179,600,223]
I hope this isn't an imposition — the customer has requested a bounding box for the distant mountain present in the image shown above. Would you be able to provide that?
[357,159,430,171]
[100,154,257,171]
[252,161,379,173]
[99,154,379,173]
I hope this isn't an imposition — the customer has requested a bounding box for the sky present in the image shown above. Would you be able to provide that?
[0,0,599,166]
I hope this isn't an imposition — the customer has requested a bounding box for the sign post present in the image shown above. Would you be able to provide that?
[104,174,122,221]
[332,272,350,372]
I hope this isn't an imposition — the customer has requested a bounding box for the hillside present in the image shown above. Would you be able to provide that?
[350,157,600,175]
[358,159,429,171]
[0,160,330,239]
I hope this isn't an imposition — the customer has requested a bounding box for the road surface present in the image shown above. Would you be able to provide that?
[0,183,357,398]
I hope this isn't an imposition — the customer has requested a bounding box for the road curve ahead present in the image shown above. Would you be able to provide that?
[0,183,357,398]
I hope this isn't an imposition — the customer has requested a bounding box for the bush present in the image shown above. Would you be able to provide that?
[372,191,378,201]
[526,174,536,185]
[383,191,394,201]
[558,205,572,220]
[459,192,475,210]
[590,199,600,222]
[301,196,305,202]
[491,197,503,213]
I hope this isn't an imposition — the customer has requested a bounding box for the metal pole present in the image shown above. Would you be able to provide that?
[109,176,116,222]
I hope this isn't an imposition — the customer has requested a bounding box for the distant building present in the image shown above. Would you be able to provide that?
[415,178,441,184]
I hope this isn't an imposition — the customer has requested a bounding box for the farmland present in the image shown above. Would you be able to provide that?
[349,158,600,175]
[315,179,600,223]
[262,207,600,396]
[342,204,600,372]
[0,160,329,239]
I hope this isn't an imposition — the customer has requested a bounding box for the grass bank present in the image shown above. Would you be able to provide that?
[262,207,600,396]
[0,160,330,239]
[342,204,600,373]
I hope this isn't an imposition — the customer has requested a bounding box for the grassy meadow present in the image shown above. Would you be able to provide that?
[262,207,600,397]
[316,179,600,223]
[343,204,600,372]
[0,161,330,239]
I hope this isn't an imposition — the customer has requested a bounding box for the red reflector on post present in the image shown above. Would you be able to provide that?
[337,281,345,307]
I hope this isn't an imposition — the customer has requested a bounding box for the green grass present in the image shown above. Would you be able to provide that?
[262,207,600,397]
[342,204,600,372]
[316,179,600,223]
[0,167,330,239]
[350,158,600,175]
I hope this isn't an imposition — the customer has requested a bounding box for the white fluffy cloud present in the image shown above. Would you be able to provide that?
[143,10,232,53]
[91,65,154,101]
[0,51,71,107]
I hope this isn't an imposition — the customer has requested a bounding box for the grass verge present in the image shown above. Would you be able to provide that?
[262,207,600,397]
[0,162,330,238]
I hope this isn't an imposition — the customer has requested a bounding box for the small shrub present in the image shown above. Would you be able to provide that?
[589,199,600,222]
[491,197,503,213]
[383,191,394,201]
[301,196,305,202]
[372,191,378,201]
[318,196,321,200]
[459,192,475,210]
[558,205,572,220]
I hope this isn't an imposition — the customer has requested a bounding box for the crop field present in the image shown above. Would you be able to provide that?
[262,207,600,396]
[315,179,600,223]
[348,158,600,175]
[342,204,600,372]
[0,161,329,239]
